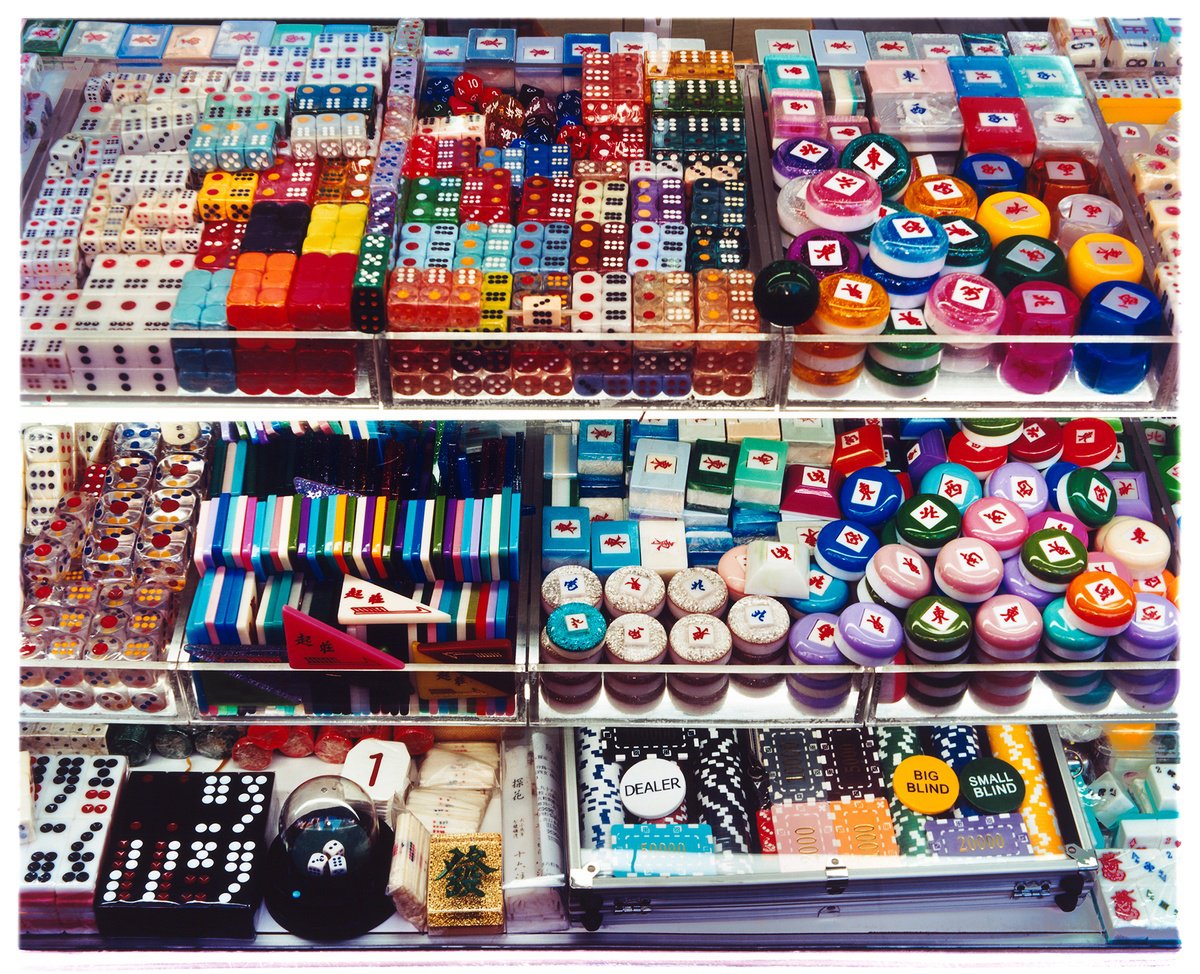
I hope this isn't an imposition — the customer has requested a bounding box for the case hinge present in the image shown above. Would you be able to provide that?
[1012,879,1054,899]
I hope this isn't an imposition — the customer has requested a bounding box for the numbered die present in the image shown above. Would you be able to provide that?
[322,840,346,859]
[307,852,329,876]
[327,854,348,876]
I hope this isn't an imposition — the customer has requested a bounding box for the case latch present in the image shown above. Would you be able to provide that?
[825,860,849,895]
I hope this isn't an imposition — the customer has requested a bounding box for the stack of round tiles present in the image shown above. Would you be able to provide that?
[575,727,624,850]
[985,724,1064,856]
[927,724,983,816]
[694,733,754,868]
[877,726,930,856]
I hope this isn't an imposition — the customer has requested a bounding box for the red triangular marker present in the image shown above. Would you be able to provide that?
[283,606,406,670]
[336,574,452,625]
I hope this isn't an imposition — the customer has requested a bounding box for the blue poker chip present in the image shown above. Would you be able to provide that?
[898,418,955,439]
[547,602,607,653]
[917,462,983,514]
[860,255,939,309]
[1043,460,1079,499]
[814,519,880,581]
[839,467,905,526]
[786,570,851,615]
[955,153,1026,196]
[868,212,950,278]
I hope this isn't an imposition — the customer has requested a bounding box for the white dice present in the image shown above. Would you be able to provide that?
[321,840,346,859]
[328,855,348,876]
[307,852,329,876]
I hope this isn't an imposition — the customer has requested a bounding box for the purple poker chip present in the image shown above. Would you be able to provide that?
[773,136,838,186]
[1116,669,1179,711]
[999,554,1056,610]
[786,228,860,280]
[1114,594,1178,660]
[834,602,903,666]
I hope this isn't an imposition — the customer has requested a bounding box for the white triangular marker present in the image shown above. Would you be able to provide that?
[337,575,452,625]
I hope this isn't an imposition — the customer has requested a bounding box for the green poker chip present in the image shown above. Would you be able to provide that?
[1141,420,1170,457]
[904,594,972,653]
[895,493,962,554]
[878,517,899,546]
[936,216,992,268]
[1058,467,1117,527]
[840,133,912,199]
[865,356,940,387]
[985,235,1068,295]
[1020,528,1087,586]
[960,417,1017,436]
[959,757,1026,814]
[1158,455,1181,503]
[871,314,940,364]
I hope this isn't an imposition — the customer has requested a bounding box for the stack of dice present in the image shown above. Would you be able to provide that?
[582,53,646,161]
[20,423,207,719]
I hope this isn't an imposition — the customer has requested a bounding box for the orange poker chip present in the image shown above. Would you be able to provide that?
[1064,570,1136,636]
[893,755,961,815]
[829,798,900,855]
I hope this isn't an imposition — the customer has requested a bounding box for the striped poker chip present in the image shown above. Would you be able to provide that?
[984,724,1064,856]
[879,726,932,856]
[695,737,754,855]
[577,728,625,849]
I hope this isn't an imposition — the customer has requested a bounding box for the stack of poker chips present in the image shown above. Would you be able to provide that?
[985,724,1065,856]
[575,727,625,850]
[877,726,930,855]
[927,724,984,815]
[694,731,754,869]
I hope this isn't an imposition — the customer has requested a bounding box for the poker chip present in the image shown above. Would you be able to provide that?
[839,467,904,526]
[864,544,932,610]
[973,595,1043,660]
[774,136,838,187]
[960,417,1025,447]
[895,493,962,556]
[777,176,818,239]
[962,497,1028,558]
[786,228,861,280]
[947,432,1009,477]
[1067,232,1145,297]
[869,211,949,278]
[1097,516,1171,579]
[576,727,625,850]
[805,167,884,232]
[841,133,912,200]
[985,462,1049,516]
[1027,509,1089,546]
[936,215,992,273]
[1018,528,1087,593]
[903,595,973,662]
[877,726,930,856]
[984,725,1064,856]
[1009,418,1064,470]
[814,519,880,580]
[545,603,607,655]
[918,462,983,514]
[933,537,1004,604]
[986,235,1068,294]
[1060,418,1119,469]
[834,602,903,666]
[1054,466,1117,528]
[1115,594,1179,660]
[871,309,941,372]
[812,272,891,336]
[903,174,978,219]
[1062,571,1136,637]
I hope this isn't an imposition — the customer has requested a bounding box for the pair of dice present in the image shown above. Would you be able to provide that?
[306,839,348,877]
